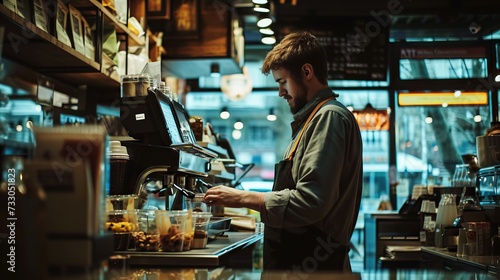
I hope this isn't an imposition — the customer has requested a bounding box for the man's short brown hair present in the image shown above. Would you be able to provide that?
[261,31,328,84]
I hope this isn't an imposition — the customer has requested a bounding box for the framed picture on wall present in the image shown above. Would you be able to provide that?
[147,0,170,19]
[165,0,200,39]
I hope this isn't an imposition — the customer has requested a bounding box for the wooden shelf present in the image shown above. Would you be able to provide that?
[0,4,121,89]
[72,0,145,46]
[0,0,148,89]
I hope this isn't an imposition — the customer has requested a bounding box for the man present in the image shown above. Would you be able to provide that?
[203,31,363,272]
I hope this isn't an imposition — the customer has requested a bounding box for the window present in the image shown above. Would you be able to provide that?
[400,58,488,80]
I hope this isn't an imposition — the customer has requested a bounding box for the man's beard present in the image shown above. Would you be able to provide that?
[290,80,308,114]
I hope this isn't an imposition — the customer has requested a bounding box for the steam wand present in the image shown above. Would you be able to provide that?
[196,178,213,193]
[152,183,196,198]
[172,183,196,199]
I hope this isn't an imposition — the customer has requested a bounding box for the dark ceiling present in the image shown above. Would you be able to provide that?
[231,0,500,45]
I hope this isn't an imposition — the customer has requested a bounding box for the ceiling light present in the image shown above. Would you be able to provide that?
[261,36,276,45]
[259,28,274,35]
[16,121,23,132]
[252,0,268,4]
[220,66,253,101]
[232,129,242,140]
[25,118,34,129]
[253,4,270,13]
[234,120,244,130]
[220,107,230,119]
[469,21,481,34]
[267,108,277,121]
[210,63,221,78]
[257,17,272,28]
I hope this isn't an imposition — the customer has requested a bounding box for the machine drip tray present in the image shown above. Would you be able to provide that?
[207,217,232,239]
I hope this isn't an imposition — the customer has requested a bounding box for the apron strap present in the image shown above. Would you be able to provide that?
[287,96,334,160]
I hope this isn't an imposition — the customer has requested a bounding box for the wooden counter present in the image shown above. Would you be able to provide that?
[116,231,263,268]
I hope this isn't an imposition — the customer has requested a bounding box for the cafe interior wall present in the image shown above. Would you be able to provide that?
[2,2,500,211]
[186,35,500,213]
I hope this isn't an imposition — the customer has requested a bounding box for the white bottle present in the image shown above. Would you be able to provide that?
[435,194,457,248]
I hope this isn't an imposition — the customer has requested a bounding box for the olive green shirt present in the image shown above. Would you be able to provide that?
[261,88,363,259]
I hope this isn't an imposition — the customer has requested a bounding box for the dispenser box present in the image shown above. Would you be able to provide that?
[24,159,93,236]
[29,125,111,268]
[31,125,109,235]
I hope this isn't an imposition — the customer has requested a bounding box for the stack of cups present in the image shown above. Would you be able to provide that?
[108,141,130,195]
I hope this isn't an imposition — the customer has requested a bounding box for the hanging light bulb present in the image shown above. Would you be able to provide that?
[25,118,34,129]
[259,28,274,35]
[234,120,244,130]
[267,108,277,121]
[257,16,272,28]
[232,129,242,140]
[253,3,270,13]
[261,36,276,45]
[474,109,482,123]
[210,63,221,78]
[220,107,230,119]
[16,121,23,132]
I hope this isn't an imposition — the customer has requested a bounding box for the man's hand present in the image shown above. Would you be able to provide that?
[203,185,263,211]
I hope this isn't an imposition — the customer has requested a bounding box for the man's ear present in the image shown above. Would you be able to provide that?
[302,64,313,78]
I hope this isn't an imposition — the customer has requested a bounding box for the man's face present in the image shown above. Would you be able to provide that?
[272,68,308,114]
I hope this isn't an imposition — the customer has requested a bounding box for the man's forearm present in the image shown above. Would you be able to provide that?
[241,191,265,212]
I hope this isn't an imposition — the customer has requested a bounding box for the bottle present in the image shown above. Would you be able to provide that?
[435,194,457,248]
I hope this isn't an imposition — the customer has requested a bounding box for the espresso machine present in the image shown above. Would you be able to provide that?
[476,134,500,224]
[119,87,223,210]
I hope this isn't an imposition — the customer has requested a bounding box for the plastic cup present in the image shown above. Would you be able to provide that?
[191,193,211,213]
[183,208,194,251]
[105,210,138,234]
[105,210,138,251]
[191,212,212,249]
[106,194,138,211]
[155,210,188,252]
[132,210,160,252]
[120,73,151,97]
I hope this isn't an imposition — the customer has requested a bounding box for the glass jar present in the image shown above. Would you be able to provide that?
[452,164,469,188]
[457,187,481,216]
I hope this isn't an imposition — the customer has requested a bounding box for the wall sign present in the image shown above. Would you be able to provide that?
[399,46,487,59]
[398,91,488,106]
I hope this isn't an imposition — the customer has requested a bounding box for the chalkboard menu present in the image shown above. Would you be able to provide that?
[278,17,389,81]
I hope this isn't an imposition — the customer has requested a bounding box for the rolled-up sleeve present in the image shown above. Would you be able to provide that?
[260,189,290,228]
